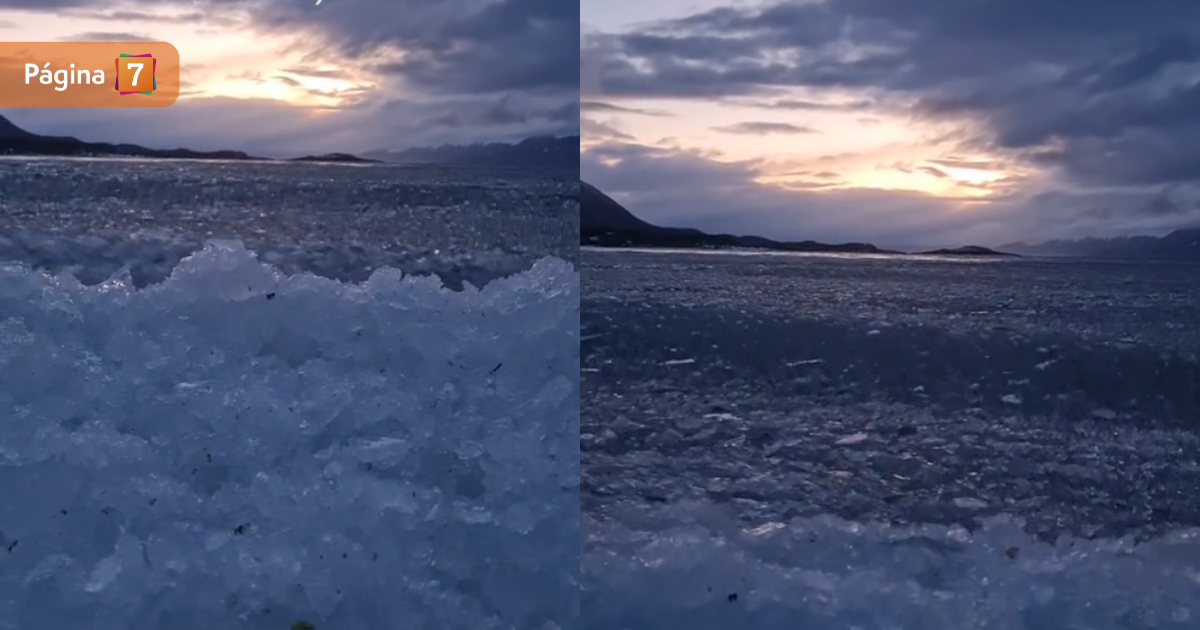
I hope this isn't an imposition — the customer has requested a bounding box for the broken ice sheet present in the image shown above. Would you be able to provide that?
[0,242,580,630]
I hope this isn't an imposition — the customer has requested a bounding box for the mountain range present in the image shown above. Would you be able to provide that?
[581,181,898,254]
[0,114,260,161]
[582,181,1200,261]
[364,135,577,170]
[1002,230,1200,260]
[0,114,574,168]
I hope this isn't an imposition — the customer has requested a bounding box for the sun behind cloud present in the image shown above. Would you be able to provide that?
[4,3,382,109]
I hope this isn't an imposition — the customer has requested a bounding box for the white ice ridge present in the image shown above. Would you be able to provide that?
[0,241,580,630]
[582,508,1200,630]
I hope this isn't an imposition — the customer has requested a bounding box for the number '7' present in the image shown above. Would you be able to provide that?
[128,62,143,86]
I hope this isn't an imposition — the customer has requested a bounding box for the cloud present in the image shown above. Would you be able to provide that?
[251,0,578,96]
[477,96,527,125]
[737,98,876,111]
[0,0,99,7]
[588,1,1200,170]
[582,0,1200,237]
[581,141,1003,246]
[0,0,578,152]
[6,0,578,99]
[712,121,816,135]
[58,31,155,41]
[2,91,574,157]
[582,118,634,141]
[581,101,668,116]
[281,66,345,80]
[72,8,237,26]
[581,141,1200,247]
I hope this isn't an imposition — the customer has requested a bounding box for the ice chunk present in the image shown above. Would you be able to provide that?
[582,511,1200,630]
[0,241,580,630]
[953,497,989,509]
[835,432,869,446]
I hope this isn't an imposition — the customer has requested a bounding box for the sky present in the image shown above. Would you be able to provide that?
[0,0,578,157]
[581,0,1200,248]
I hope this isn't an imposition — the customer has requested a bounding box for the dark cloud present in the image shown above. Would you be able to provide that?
[5,0,576,97]
[477,97,527,126]
[0,0,577,151]
[71,8,240,27]
[57,31,154,41]
[581,101,668,116]
[547,101,579,123]
[1143,192,1188,216]
[254,0,577,96]
[0,0,97,7]
[585,0,1200,208]
[425,113,461,128]
[415,96,576,129]
[712,121,816,135]
[927,158,1008,171]
[582,119,634,142]
[737,98,875,111]
[281,66,344,80]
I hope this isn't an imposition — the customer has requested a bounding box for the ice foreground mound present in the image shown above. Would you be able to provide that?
[583,508,1200,630]
[0,242,580,630]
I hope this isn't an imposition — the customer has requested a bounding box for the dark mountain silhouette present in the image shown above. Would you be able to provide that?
[289,153,380,164]
[581,181,658,233]
[0,115,393,164]
[0,114,570,168]
[918,245,1019,257]
[0,114,260,161]
[581,181,895,254]
[1002,229,1200,260]
[366,135,577,170]
[0,115,43,141]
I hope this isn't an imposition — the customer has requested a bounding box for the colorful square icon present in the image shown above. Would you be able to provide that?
[114,54,156,95]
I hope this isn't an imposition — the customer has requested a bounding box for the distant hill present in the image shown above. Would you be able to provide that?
[289,153,380,164]
[581,180,894,254]
[1002,229,1200,260]
[0,115,383,163]
[0,115,43,141]
[0,114,261,161]
[0,114,572,169]
[366,135,577,170]
[919,245,1019,257]
[581,181,659,233]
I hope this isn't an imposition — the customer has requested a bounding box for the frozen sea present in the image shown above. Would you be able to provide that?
[0,157,579,288]
[582,248,1200,630]
[0,158,580,630]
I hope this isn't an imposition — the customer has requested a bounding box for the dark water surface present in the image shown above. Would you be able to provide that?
[583,248,1200,541]
[0,157,578,288]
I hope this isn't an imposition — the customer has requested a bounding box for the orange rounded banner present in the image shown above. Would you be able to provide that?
[0,41,180,107]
